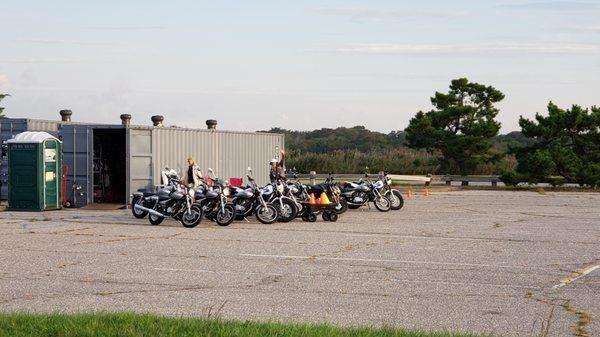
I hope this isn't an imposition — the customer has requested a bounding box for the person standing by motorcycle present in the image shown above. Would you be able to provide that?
[183,157,203,187]
[269,150,286,183]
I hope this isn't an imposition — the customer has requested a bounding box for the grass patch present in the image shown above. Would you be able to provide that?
[0,312,489,337]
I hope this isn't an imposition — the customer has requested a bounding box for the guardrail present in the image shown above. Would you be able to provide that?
[285,172,432,186]
[432,175,501,187]
[285,173,502,187]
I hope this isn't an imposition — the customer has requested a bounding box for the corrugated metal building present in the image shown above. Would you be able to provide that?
[0,112,284,207]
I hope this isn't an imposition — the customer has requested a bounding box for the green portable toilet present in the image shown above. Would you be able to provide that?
[7,131,62,211]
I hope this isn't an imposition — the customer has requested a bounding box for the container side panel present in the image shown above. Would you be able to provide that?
[128,129,153,194]
[151,128,284,187]
[0,120,28,200]
[60,125,92,207]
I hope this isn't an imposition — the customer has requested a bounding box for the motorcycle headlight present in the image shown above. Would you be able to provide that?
[386,177,392,185]
[188,189,195,198]
[291,186,299,194]
[223,187,230,196]
[277,184,284,193]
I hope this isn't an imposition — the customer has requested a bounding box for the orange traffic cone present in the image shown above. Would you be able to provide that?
[407,190,413,200]
[424,188,430,197]
[308,193,316,205]
[315,196,322,204]
[320,192,332,204]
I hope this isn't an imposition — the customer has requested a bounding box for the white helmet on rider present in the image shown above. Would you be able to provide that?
[269,158,278,164]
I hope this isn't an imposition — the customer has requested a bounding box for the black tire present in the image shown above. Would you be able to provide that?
[255,204,278,224]
[216,203,236,226]
[388,190,404,210]
[374,196,391,212]
[322,212,330,221]
[148,213,164,226]
[348,204,361,210]
[333,197,348,214]
[181,205,203,228]
[307,213,317,222]
[329,212,338,222]
[131,196,148,219]
[272,198,298,223]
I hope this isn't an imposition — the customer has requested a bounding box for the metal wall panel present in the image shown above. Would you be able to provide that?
[151,128,284,186]
[60,124,93,207]
[127,128,153,195]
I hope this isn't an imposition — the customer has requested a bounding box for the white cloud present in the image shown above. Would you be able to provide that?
[334,43,600,55]
[314,7,469,23]
[499,1,600,12]
[15,38,121,46]
[567,24,600,32]
[87,26,166,31]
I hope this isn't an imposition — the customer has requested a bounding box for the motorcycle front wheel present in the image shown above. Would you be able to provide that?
[255,204,278,224]
[388,190,404,210]
[181,205,203,228]
[374,196,391,212]
[216,203,236,226]
[272,198,298,222]
[131,196,148,219]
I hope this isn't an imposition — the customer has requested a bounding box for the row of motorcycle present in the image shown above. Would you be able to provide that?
[130,167,404,228]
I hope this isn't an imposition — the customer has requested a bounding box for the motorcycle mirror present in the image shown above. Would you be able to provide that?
[188,183,194,188]
[208,168,214,173]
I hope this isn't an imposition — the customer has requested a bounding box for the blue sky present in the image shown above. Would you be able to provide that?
[1,0,599,132]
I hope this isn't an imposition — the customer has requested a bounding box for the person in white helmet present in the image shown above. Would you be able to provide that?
[269,150,285,183]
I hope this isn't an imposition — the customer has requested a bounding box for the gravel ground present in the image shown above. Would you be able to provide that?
[0,190,598,337]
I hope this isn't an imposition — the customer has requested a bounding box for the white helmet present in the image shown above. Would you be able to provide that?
[270,158,278,164]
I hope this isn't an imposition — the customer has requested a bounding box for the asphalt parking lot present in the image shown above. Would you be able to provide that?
[0,190,598,337]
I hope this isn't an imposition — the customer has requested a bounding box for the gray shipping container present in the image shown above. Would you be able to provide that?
[1,117,284,207]
[1,119,60,200]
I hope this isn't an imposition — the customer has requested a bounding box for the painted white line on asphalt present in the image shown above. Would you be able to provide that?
[552,264,600,289]
[239,253,542,269]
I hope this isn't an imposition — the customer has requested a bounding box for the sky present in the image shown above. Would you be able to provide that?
[1,1,599,133]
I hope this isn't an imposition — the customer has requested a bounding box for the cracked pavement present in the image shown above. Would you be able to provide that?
[0,190,598,336]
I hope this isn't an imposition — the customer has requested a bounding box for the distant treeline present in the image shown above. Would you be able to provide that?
[264,78,598,187]
[262,126,525,175]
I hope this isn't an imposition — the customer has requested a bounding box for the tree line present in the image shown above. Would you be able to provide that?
[265,78,599,187]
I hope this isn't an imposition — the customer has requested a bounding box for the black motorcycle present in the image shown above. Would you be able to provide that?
[262,177,298,222]
[342,173,391,212]
[194,177,236,227]
[131,168,179,219]
[231,168,279,224]
[285,173,311,217]
[137,183,204,227]
[379,172,404,211]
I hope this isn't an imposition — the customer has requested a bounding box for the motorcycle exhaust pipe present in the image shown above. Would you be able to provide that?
[134,204,165,218]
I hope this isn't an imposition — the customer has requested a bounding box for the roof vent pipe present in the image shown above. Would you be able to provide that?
[120,114,131,127]
[151,115,164,127]
[206,119,217,130]
[59,110,72,122]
